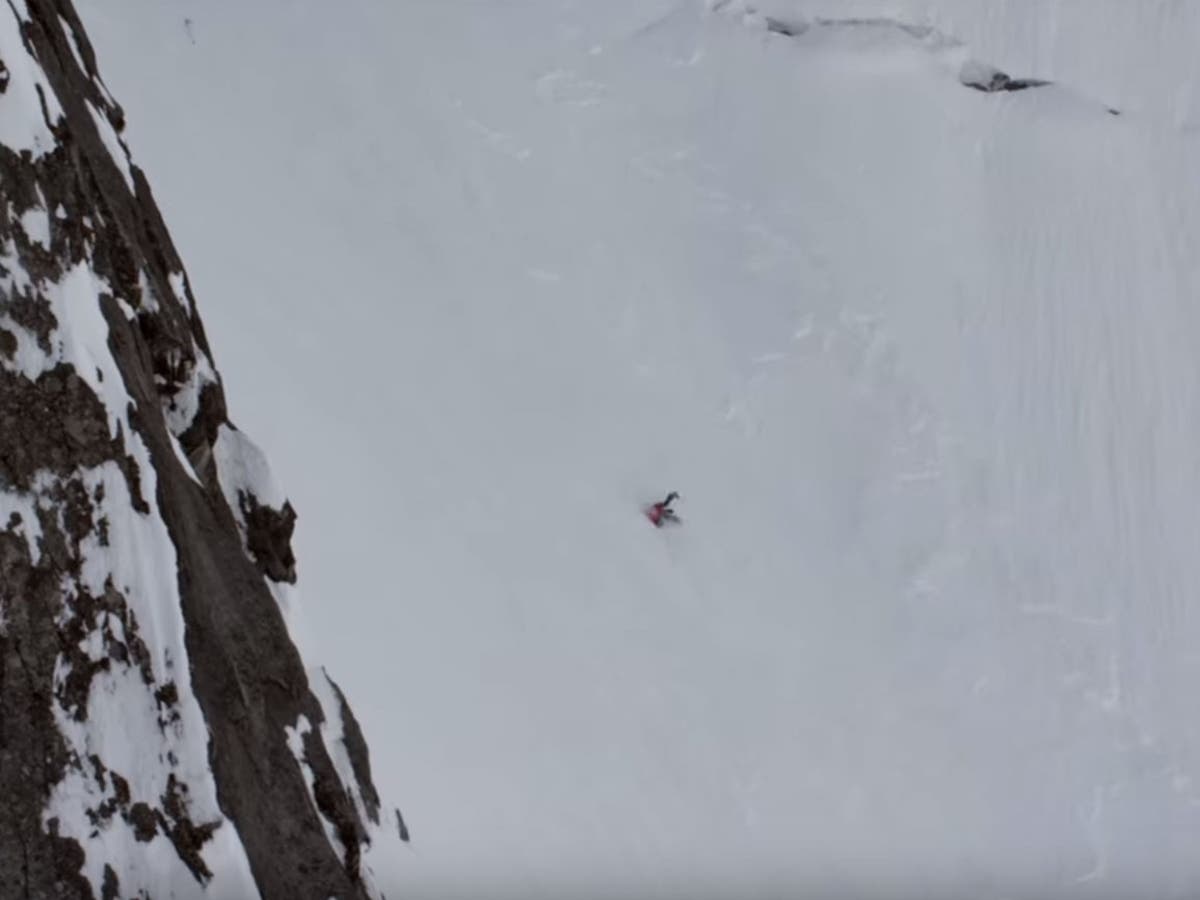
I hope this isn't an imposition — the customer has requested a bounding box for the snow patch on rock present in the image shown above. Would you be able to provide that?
[28,304,258,894]
[85,100,135,192]
[285,714,349,865]
[0,1,63,153]
[19,205,51,249]
[212,422,286,523]
[161,343,216,437]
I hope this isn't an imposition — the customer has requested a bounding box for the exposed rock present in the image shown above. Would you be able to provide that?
[126,803,156,842]
[156,774,218,881]
[328,673,383,825]
[241,492,299,584]
[960,60,1050,93]
[100,864,119,900]
[764,15,802,38]
[0,1,391,896]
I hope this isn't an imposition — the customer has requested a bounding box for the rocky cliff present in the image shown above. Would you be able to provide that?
[0,1,392,896]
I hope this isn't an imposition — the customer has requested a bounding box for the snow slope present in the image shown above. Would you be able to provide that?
[78,1,1200,897]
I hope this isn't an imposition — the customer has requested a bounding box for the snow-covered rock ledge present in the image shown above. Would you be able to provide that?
[0,1,401,896]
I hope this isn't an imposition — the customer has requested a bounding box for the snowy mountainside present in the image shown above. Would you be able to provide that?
[77,1,1200,898]
[756,0,1200,127]
[0,1,399,897]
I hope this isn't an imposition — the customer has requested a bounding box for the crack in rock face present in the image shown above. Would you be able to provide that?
[0,1,392,896]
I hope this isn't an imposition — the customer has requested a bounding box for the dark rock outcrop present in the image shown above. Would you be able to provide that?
[0,2,388,897]
[960,64,1051,94]
[241,493,299,584]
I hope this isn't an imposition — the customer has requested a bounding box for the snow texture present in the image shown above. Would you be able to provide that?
[284,714,346,861]
[0,4,266,892]
[47,462,258,900]
[10,260,259,895]
[85,100,135,192]
[19,205,51,249]
[78,0,1200,897]
[160,343,216,437]
[0,1,61,153]
[27,265,259,897]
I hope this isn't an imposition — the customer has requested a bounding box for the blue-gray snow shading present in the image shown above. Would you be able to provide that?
[0,1,398,896]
